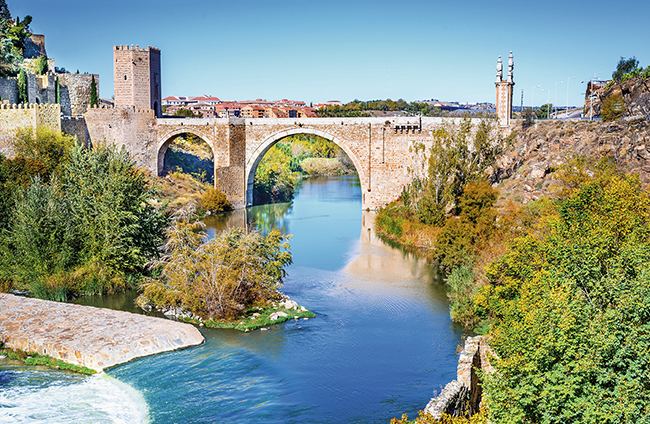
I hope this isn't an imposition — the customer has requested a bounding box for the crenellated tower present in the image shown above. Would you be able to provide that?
[495,51,514,126]
[113,45,162,117]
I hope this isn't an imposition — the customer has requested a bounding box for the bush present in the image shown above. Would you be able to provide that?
[140,223,292,320]
[36,55,48,75]
[477,170,650,423]
[201,187,231,213]
[12,126,76,175]
[601,92,625,122]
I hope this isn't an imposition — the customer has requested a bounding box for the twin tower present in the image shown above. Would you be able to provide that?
[113,45,162,117]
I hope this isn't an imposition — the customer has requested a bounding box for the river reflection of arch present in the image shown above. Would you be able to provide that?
[156,129,215,178]
[245,128,365,206]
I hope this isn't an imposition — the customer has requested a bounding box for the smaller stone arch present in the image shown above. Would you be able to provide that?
[156,127,215,178]
[245,127,366,206]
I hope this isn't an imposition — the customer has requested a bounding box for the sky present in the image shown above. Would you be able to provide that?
[9,0,650,107]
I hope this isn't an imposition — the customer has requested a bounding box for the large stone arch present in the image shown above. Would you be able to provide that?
[244,127,366,206]
[156,127,215,177]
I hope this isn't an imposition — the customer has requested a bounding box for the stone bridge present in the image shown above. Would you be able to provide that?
[82,108,460,209]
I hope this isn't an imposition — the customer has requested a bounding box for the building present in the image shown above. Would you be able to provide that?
[113,45,162,117]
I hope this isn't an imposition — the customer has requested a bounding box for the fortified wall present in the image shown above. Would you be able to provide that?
[0,103,61,155]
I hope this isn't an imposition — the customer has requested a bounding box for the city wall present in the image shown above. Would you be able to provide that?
[0,103,61,156]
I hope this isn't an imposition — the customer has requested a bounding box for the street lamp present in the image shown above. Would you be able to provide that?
[532,84,540,114]
[554,81,563,119]
[566,76,575,119]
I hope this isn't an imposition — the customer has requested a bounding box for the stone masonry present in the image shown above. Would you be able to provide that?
[113,45,162,117]
[0,103,61,155]
[0,293,204,372]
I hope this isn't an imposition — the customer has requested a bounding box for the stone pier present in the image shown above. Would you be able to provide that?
[0,293,204,372]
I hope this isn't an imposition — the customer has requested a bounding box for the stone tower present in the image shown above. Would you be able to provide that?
[113,45,162,117]
[495,51,514,126]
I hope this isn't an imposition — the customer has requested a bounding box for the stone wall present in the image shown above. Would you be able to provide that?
[23,34,47,59]
[59,73,99,116]
[0,77,18,104]
[424,336,495,419]
[84,105,157,170]
[61,116,90,147]
[0,103,61,156]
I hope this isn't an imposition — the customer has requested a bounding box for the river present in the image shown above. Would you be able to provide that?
[0,175,463,423]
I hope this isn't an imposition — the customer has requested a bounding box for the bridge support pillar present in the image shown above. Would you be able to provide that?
[215,120,247,209]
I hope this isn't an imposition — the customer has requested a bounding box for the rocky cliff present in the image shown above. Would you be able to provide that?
[491,117,650,205]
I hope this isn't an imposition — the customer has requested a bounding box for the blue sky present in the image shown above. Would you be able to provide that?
[9,0,649,107]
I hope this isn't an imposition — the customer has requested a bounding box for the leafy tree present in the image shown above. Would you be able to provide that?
[89,75,98,107]
[535,103,552,119]
[140,222,292,320]
[173,108,199,117]
[476,164,650,423]
[55,76,60,104]
[17,68,26,103]
[12,126,76,175]
[406,117,507,226]
[522,107,535,128]
[36,55,47,75]
[612,56,640,81]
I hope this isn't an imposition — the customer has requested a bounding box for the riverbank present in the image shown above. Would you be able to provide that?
[0,293,204,372]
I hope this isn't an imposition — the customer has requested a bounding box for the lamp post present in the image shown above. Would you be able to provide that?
[532,84,540,115]
[566,76,575,119]
[554,81,563,119]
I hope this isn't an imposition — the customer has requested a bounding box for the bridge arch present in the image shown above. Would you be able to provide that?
[156,126,215,177]
[245,127,366,206]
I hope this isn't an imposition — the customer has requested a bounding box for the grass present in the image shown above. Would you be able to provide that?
[0,347,96,375]
[179,303,316,332]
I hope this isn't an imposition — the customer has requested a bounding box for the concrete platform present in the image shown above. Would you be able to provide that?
[0,293,204,372]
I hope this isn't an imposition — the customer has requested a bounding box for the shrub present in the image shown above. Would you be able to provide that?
[601,92,625,121]
[140,222,292,320]
[12,126,76,175]
[36,55,48,75]
[201,187,231,213]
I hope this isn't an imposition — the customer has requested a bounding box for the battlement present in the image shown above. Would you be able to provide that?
[0,102,60,110]
[114,44,160,53]
[87,104,155,116]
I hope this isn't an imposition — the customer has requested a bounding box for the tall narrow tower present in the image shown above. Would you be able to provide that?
[495,51,514,126]
[113,45,162,117]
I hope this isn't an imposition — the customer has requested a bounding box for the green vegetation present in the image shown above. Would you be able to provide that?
[139,220,292,321]
[173,108,200,118]
[613,56,640,81]
[535,103,552,120]
[390,408,488,423]
[17,68,26,103]
[253,134,355,205]
[36,55,47,75]
[601,92,625,122]
[316,98,442,117]
[162,134,214,184]
[0,127,168,300]
[201,187,231,213]
[0,347,96,374]
[475,158,650,423]
[89,75,98,107]
[179,302,315,332]
[0,1,31,77]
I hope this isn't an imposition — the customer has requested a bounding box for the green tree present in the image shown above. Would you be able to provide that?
[173,108,199,117]
[476,167,650,423]
[140,223,292,320]
[612,56,640,81]
[36,55,47,75]
[12,126,76,175]
[17,68,26,103]
[408,117,507,226]
[536,103,552,119]
[55,76,60,104]
[89,75,98,107]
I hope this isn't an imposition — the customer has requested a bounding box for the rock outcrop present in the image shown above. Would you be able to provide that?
[0,293,204,372]
[491,118,650,205]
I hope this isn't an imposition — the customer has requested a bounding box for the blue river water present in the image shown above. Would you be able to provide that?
[0,175,463,423]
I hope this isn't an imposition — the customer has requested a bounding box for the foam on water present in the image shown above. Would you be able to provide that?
[0,364,149,424]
